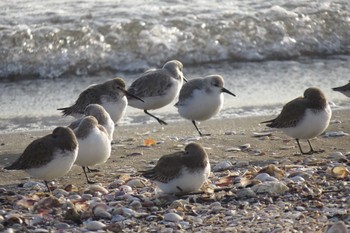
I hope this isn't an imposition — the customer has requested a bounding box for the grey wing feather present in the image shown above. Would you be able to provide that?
[128,70,173,98]
[5,135,57,170]
[142,152,183,183]
[262,97,307,128]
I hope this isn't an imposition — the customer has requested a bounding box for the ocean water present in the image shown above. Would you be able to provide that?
[0,0,349,132]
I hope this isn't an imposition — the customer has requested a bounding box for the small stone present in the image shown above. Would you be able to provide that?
[164,213,183,222]
[84,221,106,231]
[126,179,145,188]
[236,188,257,199]
[55,222,71,230]
[326,221,348,233]
[254,173,278,182]
[87,185,109,194]
[236,161,249,167]
[328,152,347,161]
[213,161,232,172]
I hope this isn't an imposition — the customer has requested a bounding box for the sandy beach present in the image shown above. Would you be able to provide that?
[0,109,349,232]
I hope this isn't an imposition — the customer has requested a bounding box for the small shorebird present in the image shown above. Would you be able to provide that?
[68,104,114,142]
[141,143,210,194]
[58,78,144,124]
[332,80,350,97]
[127,60,187,125]
[262,88,332,155]
[74,116,111,184]
[4,127,78,192]
[175,75,235,136]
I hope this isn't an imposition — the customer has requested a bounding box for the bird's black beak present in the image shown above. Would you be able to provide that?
[120,88,145,102]
[183,76,188,82]
[221,87,235,97]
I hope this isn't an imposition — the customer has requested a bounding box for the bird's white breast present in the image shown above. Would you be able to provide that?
[27,148,78,180]
[75,128,111,167]
[178,89,224,121]
[101,96,127,123]
[155,162,210,194]
[283,105,332,139]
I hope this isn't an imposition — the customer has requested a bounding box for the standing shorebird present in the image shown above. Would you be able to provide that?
[58,78,144,124]
[141,143,210,194]
[175,75,235,136]
[74,116,111,184]
[4,127,78,192]
[332,80,350,97]
[262,88,332,155]
[127,60,187,125]
[68,104,115,142]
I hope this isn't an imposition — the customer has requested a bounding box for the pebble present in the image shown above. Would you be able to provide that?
[126,178,145,188]
[254,173,279,182]
[213,161,232,172]
[55,222,71,230]
[236,188,257,199]
[164,213,183,222]
[87,184,109,194]
[84,221,106,231]
[22,181,46,190]
[327,152,347,161]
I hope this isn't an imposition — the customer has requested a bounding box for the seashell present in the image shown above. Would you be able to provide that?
[87,185,109,194]
[16,197,38,209]
[328,166,350,179]
[34,196,61,211]
[84,221,106,231]
[254,173,278,182]
[33,228,49,233]
[289,176,305,183]
[253,132,272,137]
[323,131,349,137]
[252,181,289,195]
[126,179,146,188]
[239,143,251,150]
[52,189,69,197]
[23,181,46,190]
[327,152,347,161]
[164,212,183,222]
[258,164,285,179]
[5,213,23,225]
[225,147,241,152]
[213,161,232,172]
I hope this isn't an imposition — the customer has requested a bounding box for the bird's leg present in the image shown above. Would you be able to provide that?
[82,166,97,184]
[192,120,210,137]
[44,180,51,193]
[306,139,318,154]
[144,110,168,125]
[176,186,183,192]
[296,139,315,155]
